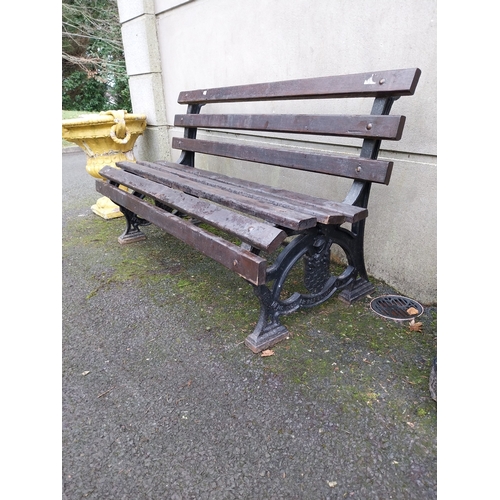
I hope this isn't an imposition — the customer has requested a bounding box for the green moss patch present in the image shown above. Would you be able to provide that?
[63,213,436,431]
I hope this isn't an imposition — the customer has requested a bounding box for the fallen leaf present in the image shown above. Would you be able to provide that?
[408,319,423,332]
[327,481,338,488]
[261,349,275,357]
[407,307,419,315]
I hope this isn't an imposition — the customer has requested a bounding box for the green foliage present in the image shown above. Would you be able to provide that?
[62,71,108,112]
[62,0,131,112]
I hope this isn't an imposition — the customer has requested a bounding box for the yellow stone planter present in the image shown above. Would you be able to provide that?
[62,110,147,219]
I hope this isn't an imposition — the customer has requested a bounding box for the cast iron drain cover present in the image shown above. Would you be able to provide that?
[370,295,423,321]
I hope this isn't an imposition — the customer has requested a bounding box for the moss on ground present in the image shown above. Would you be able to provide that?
[63,214,437,431]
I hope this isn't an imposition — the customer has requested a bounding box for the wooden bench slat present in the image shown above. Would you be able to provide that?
[174,114,406,140]
[112,162,319,231]
[142,160,368,224]
[172,137,393,185]
[96,180,268,285]
[178,68,421,104]
[120,160,366,225]
[98,166,287,252]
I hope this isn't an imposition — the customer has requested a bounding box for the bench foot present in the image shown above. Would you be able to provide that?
[245,323,290,353]
[338,277,375,304]
[118,230,147,244]
[117,203,150,244]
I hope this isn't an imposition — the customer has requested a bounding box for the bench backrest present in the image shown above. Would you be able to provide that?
[173,68,421,187]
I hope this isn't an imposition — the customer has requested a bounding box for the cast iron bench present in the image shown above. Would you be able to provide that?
[96,68,421,353]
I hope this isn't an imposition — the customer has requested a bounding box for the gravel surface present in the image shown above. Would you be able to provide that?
[62,149,437,499]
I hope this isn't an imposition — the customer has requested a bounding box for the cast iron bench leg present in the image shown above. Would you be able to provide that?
[337,219,375,304]
[245,230,359,352]
[117,205,148,244]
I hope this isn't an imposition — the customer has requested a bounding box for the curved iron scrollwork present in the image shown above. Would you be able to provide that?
[245,228,358,352]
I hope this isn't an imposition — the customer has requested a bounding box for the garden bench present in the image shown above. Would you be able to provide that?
[95,67,421,352]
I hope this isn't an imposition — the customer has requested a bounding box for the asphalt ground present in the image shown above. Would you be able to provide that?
[62,148,437,499]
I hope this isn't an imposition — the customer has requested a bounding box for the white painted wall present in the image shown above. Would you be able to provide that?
[118,0,437,304]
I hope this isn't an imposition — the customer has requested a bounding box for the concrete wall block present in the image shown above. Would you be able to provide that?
[156,0,436,156]
[155,0,195,14]
[117,0,154,23]
[121,14,161,76]
[134,126,171,163]
[362,155,437,304]
[129,74,167,126]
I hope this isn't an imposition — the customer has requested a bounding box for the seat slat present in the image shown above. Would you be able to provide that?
[121,160,367,224]
[96,180,268,286]
[172,137,392,185]
[152,162,366,223]
[178,68,421,104]
[113,162,319,230]
[123,161,351,224]
[174,114,406,141]
[98,166,287,252]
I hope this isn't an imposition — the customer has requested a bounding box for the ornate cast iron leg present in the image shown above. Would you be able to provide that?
[336,219,375,304]
[245,285,290,353]
[303,235,332,293]
[117,205,149,244]
[245,230,357,353]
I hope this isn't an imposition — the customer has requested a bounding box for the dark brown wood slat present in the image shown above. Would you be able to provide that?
[123,160,367,224]
[174,114,406,140]
[150,161,366,223]
[98,166,287,252]
[113,162,319,230]
[96,180,267,285]
[125,161,347,225]
[172,137,393,185]
[178,68,421,104]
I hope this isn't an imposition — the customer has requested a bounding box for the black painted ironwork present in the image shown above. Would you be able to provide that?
[245,226,362,352]
[118,206,148,244]
[116,191,150,244]
[177,104,203,167]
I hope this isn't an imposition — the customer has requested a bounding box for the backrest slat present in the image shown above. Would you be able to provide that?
[178,68,421,104]
[174,114,406,140]
[172,137,393,184]
[173,68,420,187]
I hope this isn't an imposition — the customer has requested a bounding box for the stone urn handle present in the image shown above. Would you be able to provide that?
[101,110,132,144]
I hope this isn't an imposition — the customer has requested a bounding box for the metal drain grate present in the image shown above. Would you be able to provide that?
[370,295,423,321]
